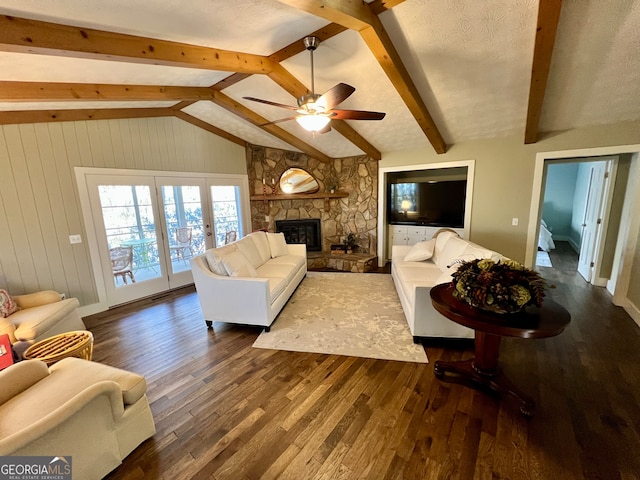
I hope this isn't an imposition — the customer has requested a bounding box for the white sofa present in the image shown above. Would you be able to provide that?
[190,231,307,330]
[0,357,156,480]
[391,229,504,342]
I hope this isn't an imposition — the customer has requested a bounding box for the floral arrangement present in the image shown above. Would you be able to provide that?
[451,258,546,314]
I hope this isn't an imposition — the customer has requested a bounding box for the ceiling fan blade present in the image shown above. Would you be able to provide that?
[329,109,386,120]
[316,83,355,110]
[257,116,297,127]
[243,96,299,111]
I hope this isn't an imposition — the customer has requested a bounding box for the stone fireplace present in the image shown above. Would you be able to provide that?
[276,219,322,251]
[246,144,378,271]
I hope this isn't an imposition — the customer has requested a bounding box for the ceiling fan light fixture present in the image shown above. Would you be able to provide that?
[296,114,330,132]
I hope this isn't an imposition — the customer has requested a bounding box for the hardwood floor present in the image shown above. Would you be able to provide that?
[85,247,640,479]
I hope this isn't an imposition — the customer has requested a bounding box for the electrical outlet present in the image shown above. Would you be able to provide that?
[69,234,82,244]
[511,218,519,226]
[265,215,270,221]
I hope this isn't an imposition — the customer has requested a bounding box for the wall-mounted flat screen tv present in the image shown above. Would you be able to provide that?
[387,180,467,227]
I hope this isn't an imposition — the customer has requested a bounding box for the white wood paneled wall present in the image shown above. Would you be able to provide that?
[0,117,246,306]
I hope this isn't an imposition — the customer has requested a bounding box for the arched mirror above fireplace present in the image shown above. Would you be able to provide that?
[279,168,319,194]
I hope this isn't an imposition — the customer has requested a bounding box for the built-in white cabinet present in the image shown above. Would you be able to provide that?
[390,225,464,246]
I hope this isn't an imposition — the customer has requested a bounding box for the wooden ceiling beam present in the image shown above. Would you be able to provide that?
[267,64,382,160]
[369,0,407,15]
[210,91,332,163]
[173,111,245,146]
[0,15,275,74]
[277,0,447,154]
[0,15,387,159]
[524,0,563,144]
[268,23,348,63]
[0,107,174,125]
[0,81,216,102]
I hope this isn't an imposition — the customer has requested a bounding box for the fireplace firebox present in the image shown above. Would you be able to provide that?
[276,219,321,251]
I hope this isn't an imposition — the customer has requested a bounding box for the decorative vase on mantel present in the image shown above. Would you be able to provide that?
[450,258,546,316]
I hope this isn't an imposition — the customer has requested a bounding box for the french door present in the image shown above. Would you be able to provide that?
[80,169,249,307]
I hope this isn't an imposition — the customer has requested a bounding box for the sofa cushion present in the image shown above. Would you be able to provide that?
[0,318,16,343]
[443,243,503,270]
[404,238,436,262]
[257,263,298,284]
[235,237,263,269]
[0,289,19,318]
[435,236,469,270]
[49,357,147,405]
[0,360,49,406]
[267,255,306,270]
[267,277,287,302]
[204,244,238,276]
[396,263,443,285]
[248,232,271,264]
[13,291,61,310]
[432,230,459,265]
[221,250,258,277]
[10,298,81,341]
[267,232,289,258]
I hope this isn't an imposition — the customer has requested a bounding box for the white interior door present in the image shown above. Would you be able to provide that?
[577,163,607,282]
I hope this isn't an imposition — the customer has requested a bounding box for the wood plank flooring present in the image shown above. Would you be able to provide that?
[84,242,640,479]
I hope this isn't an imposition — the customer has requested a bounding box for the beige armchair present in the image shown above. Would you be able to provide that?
[0,290,85,359]
[0,358,156,480]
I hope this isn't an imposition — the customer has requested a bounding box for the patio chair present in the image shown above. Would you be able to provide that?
[110,246,136,285]
[170,227,193,263]
[225,230,237,244]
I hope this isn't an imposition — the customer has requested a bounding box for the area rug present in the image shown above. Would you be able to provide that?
[253,272,428,363]
[537,250,553,267]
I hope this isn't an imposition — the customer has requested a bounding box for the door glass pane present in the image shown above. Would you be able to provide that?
[162,185,205,273]
[211,186,240,247]
[98,185,161,286]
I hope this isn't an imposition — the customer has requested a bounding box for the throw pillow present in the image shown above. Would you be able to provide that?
[248,232,271,264]
[404,238,436,262]
[236,237,263,269]
[0,289,19,318]
[221,251,258,278]
[267,232,289,258]
[204,244,238,276]
[435,236,469,270]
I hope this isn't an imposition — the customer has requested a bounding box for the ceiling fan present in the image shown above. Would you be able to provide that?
[243,36,386,133]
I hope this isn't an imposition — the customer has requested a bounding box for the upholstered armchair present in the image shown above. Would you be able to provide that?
[0,358,156,480]
[0,290,86,359]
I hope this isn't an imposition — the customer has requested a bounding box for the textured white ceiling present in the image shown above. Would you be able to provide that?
[0,0,638,158]
[541,0,640,131]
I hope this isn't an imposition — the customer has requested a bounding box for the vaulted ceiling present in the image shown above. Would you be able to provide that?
[0,0,638,161]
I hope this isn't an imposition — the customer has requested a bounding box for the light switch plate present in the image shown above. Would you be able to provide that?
[511,218,519,226]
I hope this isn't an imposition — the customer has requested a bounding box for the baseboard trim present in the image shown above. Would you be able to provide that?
[567,238,580,253]
[624,300,640,328]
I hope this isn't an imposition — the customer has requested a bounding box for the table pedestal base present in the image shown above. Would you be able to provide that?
[434,332,535,416]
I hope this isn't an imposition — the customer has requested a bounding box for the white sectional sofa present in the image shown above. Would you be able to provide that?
[391,229,504,342]
[190,231,307,331]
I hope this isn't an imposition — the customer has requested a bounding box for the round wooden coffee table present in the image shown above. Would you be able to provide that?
[23,330,94,366]
[430,283,571,416]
